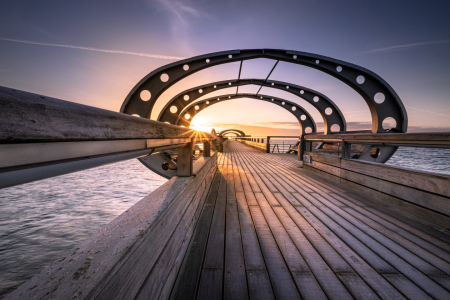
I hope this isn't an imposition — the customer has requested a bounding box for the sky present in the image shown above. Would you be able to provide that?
[1,0,449,136]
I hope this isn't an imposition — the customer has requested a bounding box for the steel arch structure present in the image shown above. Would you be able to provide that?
[218,129,246,137]
[121,49,407,134]
[157,79,346,134]
[176,93,316,136]
[120,49,408,177]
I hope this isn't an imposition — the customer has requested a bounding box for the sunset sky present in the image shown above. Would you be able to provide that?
[1,0,449,136]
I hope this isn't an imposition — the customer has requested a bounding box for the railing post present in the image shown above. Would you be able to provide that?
[203,140,211,157]
[266,136,271,153]
[177,139,193,176]
[298,137,306,161]
[342,141,351,159]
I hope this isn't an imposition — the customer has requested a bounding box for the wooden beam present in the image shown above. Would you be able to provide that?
[177,140,194,176]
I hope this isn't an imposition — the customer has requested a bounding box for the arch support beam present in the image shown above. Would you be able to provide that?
[121,49,407,134]
[177,93,316,137]
[158,79,346,134]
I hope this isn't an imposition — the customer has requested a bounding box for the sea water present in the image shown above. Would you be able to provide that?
[0,148,449,298]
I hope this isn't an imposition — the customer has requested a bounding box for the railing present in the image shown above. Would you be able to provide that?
[0,86,216,188]
[231,136,300,153]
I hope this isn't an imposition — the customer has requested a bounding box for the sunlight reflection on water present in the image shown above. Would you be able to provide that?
[0,159,167,298]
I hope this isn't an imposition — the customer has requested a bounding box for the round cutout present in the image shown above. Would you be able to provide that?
[282,102,285,105]
[313,96,319,102]
[206,101,209,104]
[183,64,189,71]
[271,82,274,86]
[286,86,289,89]
[198,89,203,93]
[271,99,274,101]
[214,85,217,88]
[228,82,232,85]
[140,90,151,101]
[325,107,333,115]
[374,92,385,104]
[336,66,343,72]
[184,95,190,101]
[185,114,191,120]
[206,59,210,63]
[195,105,200,110]
[228,96,231,98]
[382,117,397,131]
[315,60,320,64]
[292,106,296,111]
[300,90,304,94]
[301,115,306,121]
[293,55,297,59]
[330,124,340,132]
[356,75,365,84]
[228,55,233,58]
[170,106,178,113]
[160,73,169,82]
[305,127,313,134]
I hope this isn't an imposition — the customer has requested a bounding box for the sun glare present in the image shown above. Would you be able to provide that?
[190,123,214,133]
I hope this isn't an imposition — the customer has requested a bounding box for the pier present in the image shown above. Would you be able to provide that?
[2,49,450,299]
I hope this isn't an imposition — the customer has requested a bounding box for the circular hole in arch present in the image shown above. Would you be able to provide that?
[330,124,340,132]
[382,117,397,131]
[374,92,385,104]
[260,96,263,99]
[206,59,210,63]
[315,60,320,64]
[217,98,220,100]
[313,96,319,102]
[325,107,333,115]
[300,90,304,94]
[336,66,343,72]
[282,102,285,105]
[356,75,365,84]
[228,54,233,58]
[183,64,189,71]
[271,82,275,86]
[271,99,274,101]
[214,85,217,88]
[170,106,178,113]
[185,113,191,120]
[293,55,297,59]
[206,101,210,104]
[305,127,313,134]
[228,82,232,85]
[195,105,200,110]
[183,95,190,101]
[292,106,296,111]
[228,96,231,98]
[198,89,203,93]
[160,73,169,82]
[286,86,289,89]
[370,147,381,158]
[301,115,306,121]
[140,90,151,101]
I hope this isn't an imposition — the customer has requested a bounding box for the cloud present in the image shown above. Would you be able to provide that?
[356,39,450,55]
[0,37,185,60]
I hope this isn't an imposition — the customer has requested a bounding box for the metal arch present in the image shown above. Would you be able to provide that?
[158,79,346,134]
[120,49,407,134]
[175,93,316,137]
[218,129,246,137]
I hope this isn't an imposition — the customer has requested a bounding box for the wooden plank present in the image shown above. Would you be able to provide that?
[177,141,193,176]
[341,158,450,198]
[169,173,222,300]
[224,165,248,300]
[248,205,302,299]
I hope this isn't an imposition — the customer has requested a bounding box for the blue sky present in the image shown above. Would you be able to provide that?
[1,0,449,134]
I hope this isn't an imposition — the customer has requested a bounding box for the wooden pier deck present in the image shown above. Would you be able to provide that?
[169,140,450,300]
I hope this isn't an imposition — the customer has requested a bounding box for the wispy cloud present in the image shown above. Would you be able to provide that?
[406,106,450,119]
[0,37,185,60]
[357,39,450,55]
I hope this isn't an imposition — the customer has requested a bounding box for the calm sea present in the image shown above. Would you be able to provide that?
[0,148,449,298]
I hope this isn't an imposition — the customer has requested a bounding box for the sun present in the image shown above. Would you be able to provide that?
[190,123,214,133]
